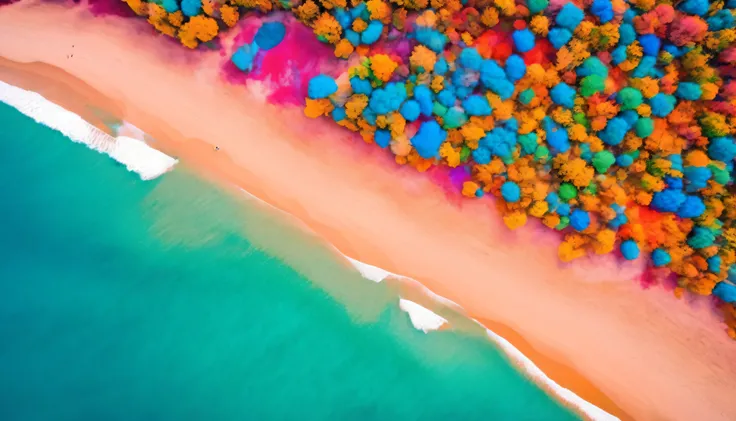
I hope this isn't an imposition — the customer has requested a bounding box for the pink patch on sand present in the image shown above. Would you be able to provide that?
[223,13,349,106]
[87,0,138,17]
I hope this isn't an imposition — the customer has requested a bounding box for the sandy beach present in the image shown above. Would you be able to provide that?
[2,2,735,420]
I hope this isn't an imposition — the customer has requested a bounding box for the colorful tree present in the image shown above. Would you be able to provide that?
[220,4,239,28]
[313,12,342,44]
[178,15,219,48]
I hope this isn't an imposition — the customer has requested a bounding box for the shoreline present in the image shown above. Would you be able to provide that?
[239,177,623,421]
[0,55,625,421]
[0,67,614,420]
[2,3,736,420]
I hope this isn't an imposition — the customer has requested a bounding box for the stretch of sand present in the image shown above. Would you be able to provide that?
[2,2,736,420]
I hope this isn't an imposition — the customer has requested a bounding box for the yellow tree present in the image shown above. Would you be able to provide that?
[202,0,215,15]
[220,4,239,28]
[178,15,219,49]
[231,0,273,12]
[313,12,342,44]
[294,0,319,23]
[147,3,176,37]
[124,0,147,16]
[168,11,184,27]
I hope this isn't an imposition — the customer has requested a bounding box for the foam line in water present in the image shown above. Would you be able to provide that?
[349,258,618,421]
[0,80,177,180]
[0,76,613,420]
[109,136,177,180]
[345,257,394,283]
[399,299,448,333]
[483,326,619,421]
[238,186,618,420]
[239,188,395,282]
[239,186,616,419]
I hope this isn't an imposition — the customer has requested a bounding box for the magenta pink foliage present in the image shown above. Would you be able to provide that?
[222,13,348,106]
[722,81,736,99]
[87,0,138,17]
[653,4,675,23]
[720,47,736,64]
[668,15,708,46]
[711,101,736,116]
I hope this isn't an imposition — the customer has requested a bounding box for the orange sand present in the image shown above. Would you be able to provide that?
[1,3,736,420]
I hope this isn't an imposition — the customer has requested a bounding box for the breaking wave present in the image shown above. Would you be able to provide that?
[0,80,177,180]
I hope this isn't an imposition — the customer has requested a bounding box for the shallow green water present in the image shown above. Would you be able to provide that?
[0,101,579,421]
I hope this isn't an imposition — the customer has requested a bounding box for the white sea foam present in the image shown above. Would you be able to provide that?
[0,76,615,419]
[237,185,618,420]
[113,120,147,140]
[238,186,617,419]
[348,259,618,421]
[344,257,394,283]
[483,327,619,421]
[399,299,448,333]
[0,80,177,180]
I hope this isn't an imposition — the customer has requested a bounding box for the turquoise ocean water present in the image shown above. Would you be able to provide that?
[0,101,579,421]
